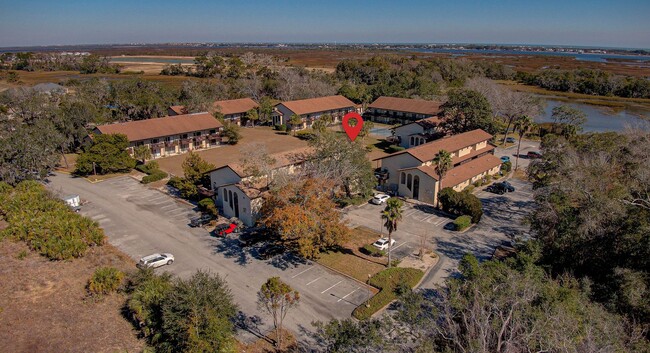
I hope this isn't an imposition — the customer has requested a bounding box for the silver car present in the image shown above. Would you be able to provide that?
[137,253,174,268]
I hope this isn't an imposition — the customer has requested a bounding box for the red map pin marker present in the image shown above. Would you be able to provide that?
[342,112,364,142]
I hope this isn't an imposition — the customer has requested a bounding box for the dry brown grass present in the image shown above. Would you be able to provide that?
[236,329,297,353]
[316,226,387,283]
[155,126,310,176]
[0,239,143,353]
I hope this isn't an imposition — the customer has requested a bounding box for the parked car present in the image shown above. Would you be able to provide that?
[62,194,81,212]
[214,223,238,237]
[487,182,515,194]
[505,137,516,143]
[527,151,542,159]
[257,243,284,260]
[370,193,390,205]
[501,181,516,192]
[500,156,511,163]
[189,214,213,228]
[137,253,174,268]
[372,237,396,251]
[486,183,507,195]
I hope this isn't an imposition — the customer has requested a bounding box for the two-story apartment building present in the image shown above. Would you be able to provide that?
[375,129,502,206]
[213,98,259,125]
[168,98,259,125]
[93,112,223,159]
[365,96,443,125]
[273,95,356,130]
[392,116,444,148]
[207,147,311,226]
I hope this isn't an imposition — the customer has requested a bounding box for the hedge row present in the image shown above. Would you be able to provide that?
[454,215,472,231]
[352,267,424,320]
[0,181,105,260]
[137,161,168,184]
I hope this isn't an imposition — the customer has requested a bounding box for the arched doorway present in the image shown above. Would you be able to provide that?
[413,175,420,199]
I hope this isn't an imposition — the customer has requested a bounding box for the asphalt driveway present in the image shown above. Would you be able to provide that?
[47,173,367,343]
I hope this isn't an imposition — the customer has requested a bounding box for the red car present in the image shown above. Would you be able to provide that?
[214,223,237,237]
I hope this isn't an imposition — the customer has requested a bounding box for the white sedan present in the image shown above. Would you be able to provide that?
[370,193,390,205]
[372,237,396,251]
[137,253,174,268]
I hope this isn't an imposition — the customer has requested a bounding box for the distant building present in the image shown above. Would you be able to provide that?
[392,116,444,149]
[168,105,187,116]
[168,98,259,126]
[93,112,223,159]
[273,95,356,130]
[207,148,311,226]
[365,96,442,124]
[374,129,501,206]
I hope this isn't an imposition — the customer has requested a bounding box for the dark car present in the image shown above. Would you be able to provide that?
[213,223,237,237]
[500,181,516,192]
[527,151,542,159]
[257,243,284,260]
[189,214,213,228]
[487,182,515,194]
[505,137,516,143]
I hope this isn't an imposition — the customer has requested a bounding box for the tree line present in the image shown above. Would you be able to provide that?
[0,52,120,74]
[517,69,650,98]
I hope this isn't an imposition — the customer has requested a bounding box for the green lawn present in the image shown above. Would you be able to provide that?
[317,250,385,283]
[352,267,424,320]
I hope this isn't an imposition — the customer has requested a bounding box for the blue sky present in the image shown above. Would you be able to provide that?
[0,0,649,48]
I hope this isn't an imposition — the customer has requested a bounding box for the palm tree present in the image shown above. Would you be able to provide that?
[514,115,534,171]
[433,150,453,206]
[382,198,403,268]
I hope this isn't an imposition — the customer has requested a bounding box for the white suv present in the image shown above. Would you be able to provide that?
[137,253,174,268]
[372,237,396,251]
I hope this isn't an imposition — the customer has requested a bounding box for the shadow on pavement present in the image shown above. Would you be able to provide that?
[212,236,251,267]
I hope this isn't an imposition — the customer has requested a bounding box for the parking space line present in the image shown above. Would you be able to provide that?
[337,287,360,302]
[292,266,313,278]
[321,280,342,294]
[433,218,446,226]
[161,204,176,210]
[306,277,322,286]
[389,242,407,253]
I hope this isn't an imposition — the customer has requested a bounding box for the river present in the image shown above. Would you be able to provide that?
[536,98,650,132]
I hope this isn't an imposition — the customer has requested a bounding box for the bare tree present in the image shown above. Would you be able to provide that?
[239,142,276,187]
[466,78,542,144]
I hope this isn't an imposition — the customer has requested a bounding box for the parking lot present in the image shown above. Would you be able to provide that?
[344,176,536,289]
[47,174,369,342]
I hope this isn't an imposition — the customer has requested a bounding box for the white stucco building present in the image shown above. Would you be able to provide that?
[375,129,502,206]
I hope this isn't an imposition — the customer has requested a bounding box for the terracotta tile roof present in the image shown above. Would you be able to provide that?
[441,154,502,187]
[452,145,495,165]
[213,98,259,115]
[209,147,313,177]
[95,112,223,142]
[368,96,442,116]
[398,154,501,188]
[278,95,355,116]
[415,116,442,128]
[169,105,186,115]
[376,129,493,163]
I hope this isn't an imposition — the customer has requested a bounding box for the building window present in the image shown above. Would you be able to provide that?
[400,172,406,184]
[182,133,188,139]
[209,129,216,134]
[152,138,159,143]
[228,190,233,209]
[194,132,201,137]
[165,136,171,142]
[407,174,412,190]
[224,189,228,202]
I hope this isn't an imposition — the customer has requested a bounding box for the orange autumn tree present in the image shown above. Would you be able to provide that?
[260,178,350,259]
